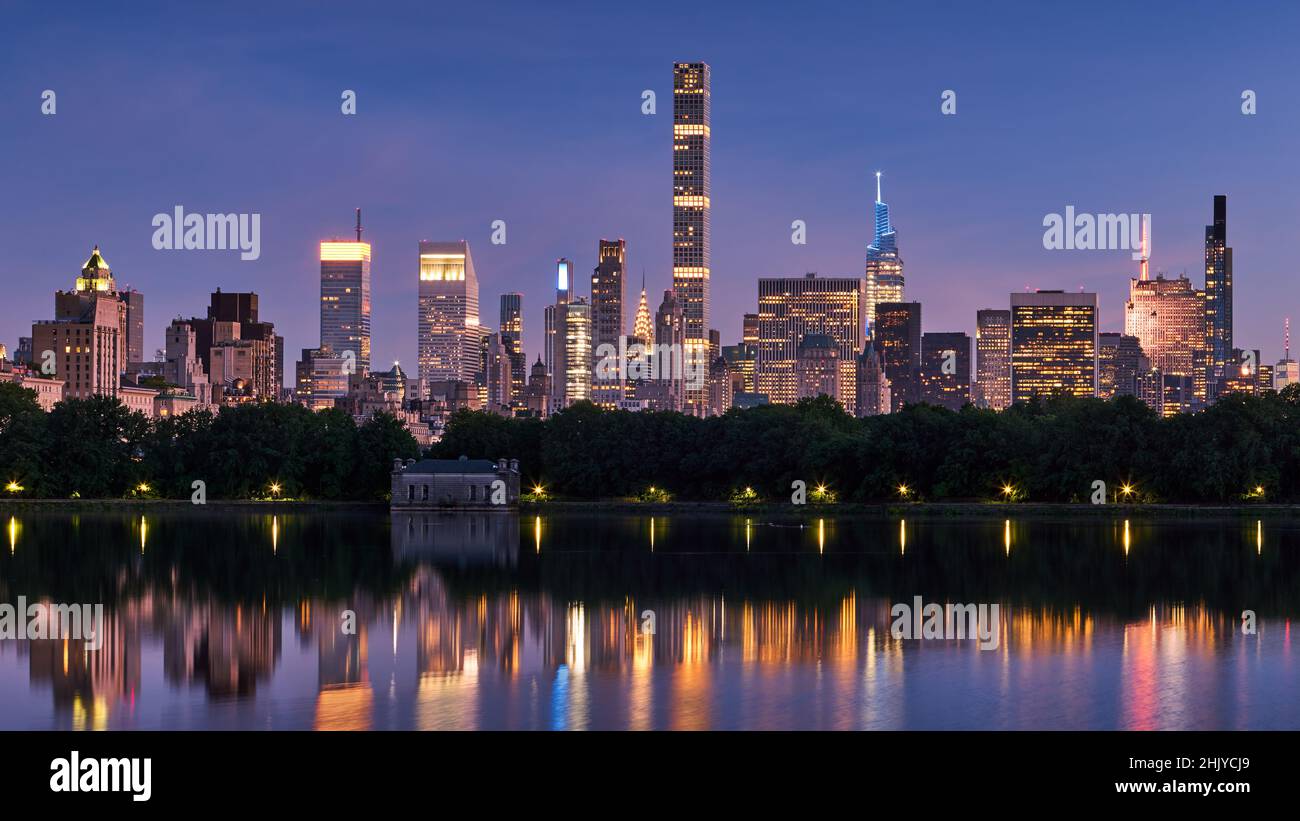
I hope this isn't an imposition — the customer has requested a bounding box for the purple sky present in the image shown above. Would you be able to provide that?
[4,1,1300,383]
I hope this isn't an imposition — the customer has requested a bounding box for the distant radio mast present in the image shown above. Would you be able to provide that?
[355,208,363,242]
[1138,218,1150,281]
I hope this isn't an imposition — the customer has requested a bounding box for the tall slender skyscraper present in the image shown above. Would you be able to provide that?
[320,213,372,372]
[865,172,904,334]
[1204,195,1232,396]
[673,61,710,413]
[564,298,591,406]
[974,309,1011,410]
[417,240,479,385]
[120,288,145,366]
[544,259,572,410]
[499,293,524,404]
[591,239,626,407]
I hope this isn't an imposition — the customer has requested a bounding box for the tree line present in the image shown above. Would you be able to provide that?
[3,380,1297,503]
[0,384,419,500]
[431,386,1300,504]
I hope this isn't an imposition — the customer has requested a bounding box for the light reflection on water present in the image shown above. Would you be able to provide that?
[0,510,1296,730]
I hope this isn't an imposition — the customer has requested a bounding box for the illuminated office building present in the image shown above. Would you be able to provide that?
[1204,195,1232,398]
[874,302,921,411]
[920,331,971,411]
[591,239,626,408]
[544,259,572,410]
[755,274,866,411]
[974,309,1011,410]
[499,293,524,403]
[1097,332,1144,399]
[1124,274,1205,403]
[295,346,351,411]
[672,61,710,413]
[563,298,591,406]
[864,172,904,334]
[320,220,371,373]
[417,240,479,385]
[1009,290,1097,403]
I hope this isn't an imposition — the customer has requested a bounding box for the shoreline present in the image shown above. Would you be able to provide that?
[1,498,1298,518]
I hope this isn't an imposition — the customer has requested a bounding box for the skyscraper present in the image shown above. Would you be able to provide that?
[865,172,904,334]
[483,331,513,413]
[632,273,652,343]
[563,298,591,406]
[1124,274,1205,404]
[651,289,686,411]
[672,61,710,413]
[120,288,145,366]
[1097,332,1144,399]
[875,302,921,411]
[591,239,626,407]
[920,331,972,411]
[295,346,351,411]
[755,273,867,411]
[320,219,372,373]
[499,293,524,404]
[974,309,1011,410]
[31,246,124,400]
[544,259,572,410]
[1009,290,1098,403]
[417,240,479,385]
[1204,195,1232,397]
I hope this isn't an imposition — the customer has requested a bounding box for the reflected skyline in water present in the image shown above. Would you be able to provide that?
[0,510,1297,730]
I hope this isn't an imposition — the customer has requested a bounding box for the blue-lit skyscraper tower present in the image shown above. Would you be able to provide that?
[865,171,905,337]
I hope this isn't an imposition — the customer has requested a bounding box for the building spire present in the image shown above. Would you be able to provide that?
[875,171,882,204]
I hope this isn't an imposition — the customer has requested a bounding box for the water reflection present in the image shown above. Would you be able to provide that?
[0,510,1298,729]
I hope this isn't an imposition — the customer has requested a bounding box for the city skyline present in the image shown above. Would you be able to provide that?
[4,3,1298,384]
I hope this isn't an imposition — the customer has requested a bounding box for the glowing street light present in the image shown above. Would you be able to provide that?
[137,482,151,493]
[1120,483,1135,500]
[269,482,282,498]
[897,483,911,499]
[5,480,22,494]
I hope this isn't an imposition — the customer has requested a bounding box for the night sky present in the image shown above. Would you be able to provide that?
[4,0,1298,381]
